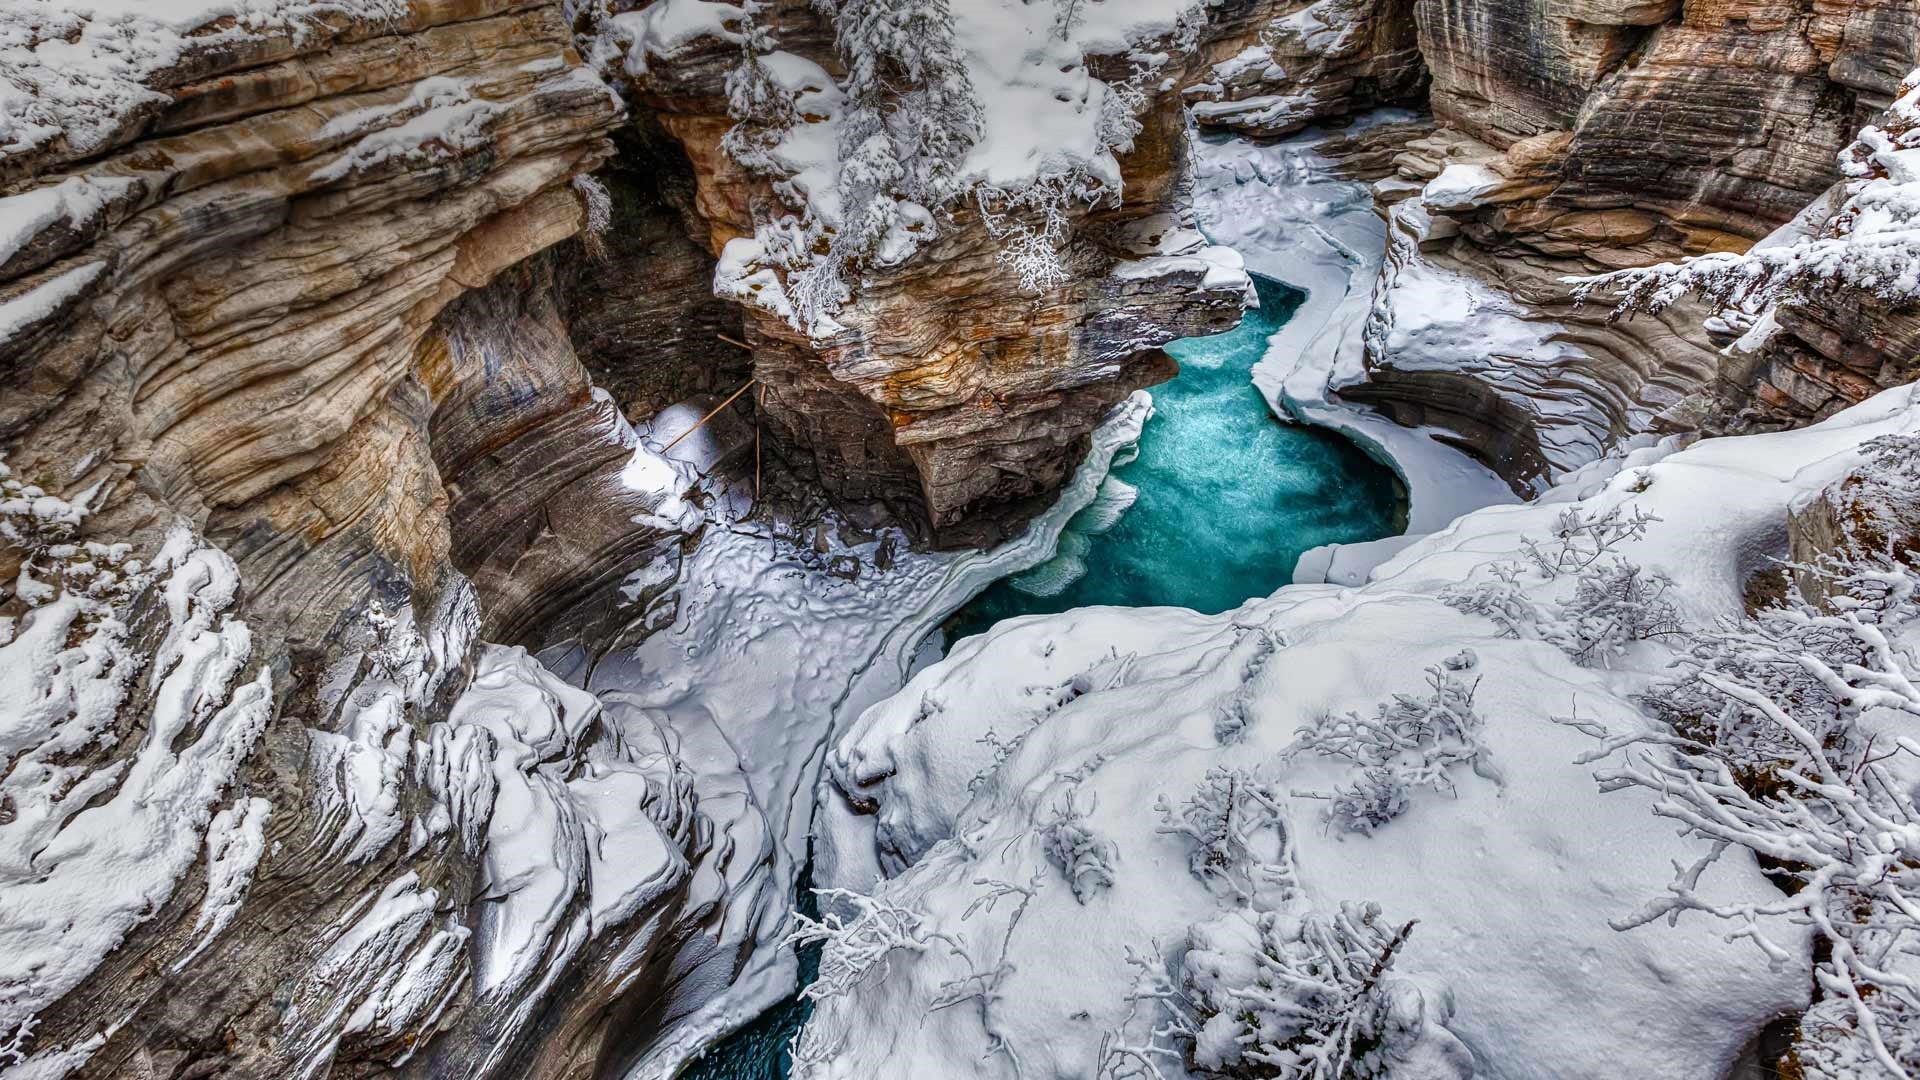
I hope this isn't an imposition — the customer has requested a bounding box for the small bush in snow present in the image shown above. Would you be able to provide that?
[1569,550,1920,1077]
[1324,767,1411,837]
[1154,766,1293,901]
[1108,903,1461,1080]
[1522,504,1661,579]
[1040,788,1117,903]
[1286,651,1495,832]
[1550,558,1683,665]
[1444,504,1681,666]
[785,887,955,1003]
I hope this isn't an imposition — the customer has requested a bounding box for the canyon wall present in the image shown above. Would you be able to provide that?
[590,0,1269,546]
[5,0,1920,1076]
[0,3,751,1077]
[0,1,1295,1075]
[1192,0,1920,488]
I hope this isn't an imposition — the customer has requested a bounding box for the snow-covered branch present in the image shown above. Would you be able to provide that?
[1286,651,1497,833]
[1445,504,1681,667]
[786,887,958,1003]
[1571,545,1920,1076]
[1579,69,1920,319]
[1154,766,1294,901]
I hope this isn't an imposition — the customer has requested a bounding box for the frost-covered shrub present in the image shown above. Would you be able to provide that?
[1548,558,1682,665]
[1040,788,1117,903]
[1154,766,1293,900]
[1580,69,1920,317]
[1109,903,1464,1080]
[1324,767,1410,837]
[975,172,1106,294]
[1216,627,1279,745]
[1570,551,1920,1076]
[786,887,955,1003]
[1286,651,1495,832]
[1522,504,1660,579]
[1444,505,1681,667]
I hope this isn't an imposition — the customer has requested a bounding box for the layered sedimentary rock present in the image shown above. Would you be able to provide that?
[585,0,1259,545]
[1390,0,1917,485]
[1185,0,1429,137]
[0,3,756,1076]
[1194,0,1919,489]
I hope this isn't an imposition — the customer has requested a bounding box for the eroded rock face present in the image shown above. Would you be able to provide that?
[1256,0,1920,490]
[1185,0,1430,137]
[590,0,1256,546]
[0,3,757,1076]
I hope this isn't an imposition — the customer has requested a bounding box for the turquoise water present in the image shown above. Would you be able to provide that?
[679,276,1406,1078]
[944,275,1405,643]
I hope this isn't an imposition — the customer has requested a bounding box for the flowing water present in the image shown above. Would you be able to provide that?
[678,274,1406,1078]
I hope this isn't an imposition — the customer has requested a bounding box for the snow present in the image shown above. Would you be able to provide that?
[279,871,471,1076]
[174,797,274,970]
[309,77,502,183]
[0,262,104,347]
[1,522,273,1070]
[610,0,748,78]
[806,380,1920,1080]
[1419,162,1506,212]
[0,177,131,272]
[1187,118,1519,584]
[1111,226,1253,293]
[591,394,1151,1074]
[684,0,1217,334]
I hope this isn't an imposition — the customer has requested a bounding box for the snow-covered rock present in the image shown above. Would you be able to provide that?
[805,380,1920,1079]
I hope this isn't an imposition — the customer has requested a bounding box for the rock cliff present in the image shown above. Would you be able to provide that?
[582,0,1263,545]
[0,3,724,1076]
[0,1,1288,1075]
[1191,0,1920,489]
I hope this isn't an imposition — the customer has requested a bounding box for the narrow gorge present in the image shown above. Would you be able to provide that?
[1,0,1917,1079]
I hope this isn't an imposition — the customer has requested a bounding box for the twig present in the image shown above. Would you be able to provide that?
[659,378,757,454]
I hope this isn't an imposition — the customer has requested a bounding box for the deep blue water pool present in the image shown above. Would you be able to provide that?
[943,275,1405,643]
